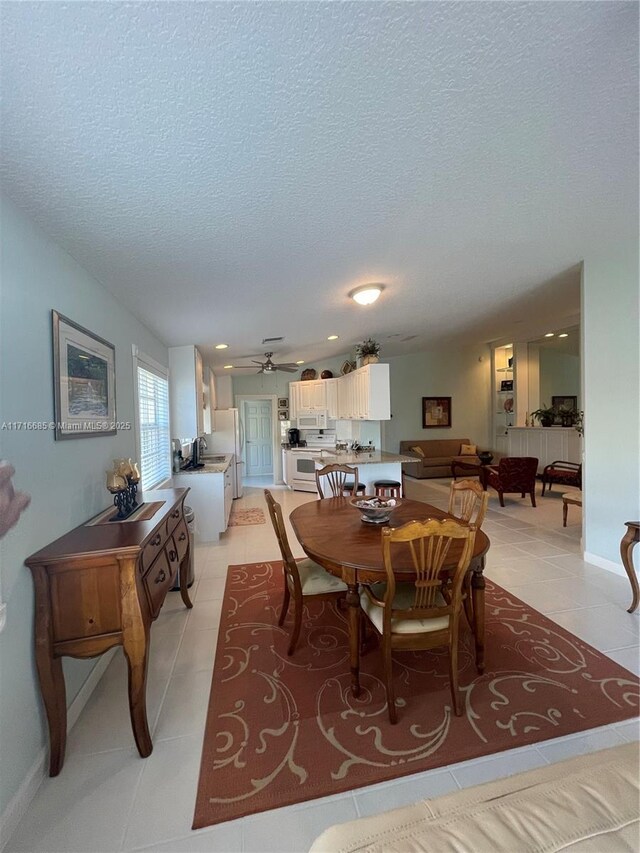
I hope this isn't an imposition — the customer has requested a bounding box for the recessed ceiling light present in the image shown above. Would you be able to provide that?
[296,360,305,365]
[545,333,555,338]
[504,344,513,349]
[349,283,384,305]
[223,364,233,369]
[215,343,228,349]
[558,333,568,338]
[327,335,339,340]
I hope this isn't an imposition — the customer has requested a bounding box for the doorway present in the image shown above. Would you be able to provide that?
[241,398,274,478]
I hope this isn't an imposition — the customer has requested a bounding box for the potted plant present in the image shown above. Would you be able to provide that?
[355,338,380,367]
[530,404,556,427]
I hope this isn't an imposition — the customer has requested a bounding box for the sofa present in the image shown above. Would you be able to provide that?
[309,741,639,852]
[400,439,480,479]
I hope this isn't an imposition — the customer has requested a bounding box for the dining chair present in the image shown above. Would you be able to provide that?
[264,489,347,655]
[360,518,476,723]
[315,464,364,498]
[448,479,489,529]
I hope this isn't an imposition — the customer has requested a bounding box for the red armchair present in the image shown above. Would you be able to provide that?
[485,457,539,507]
[541,461,582,496]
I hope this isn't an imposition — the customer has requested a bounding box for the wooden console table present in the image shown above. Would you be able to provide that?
[25,488,192,776]
[620,521,640,614]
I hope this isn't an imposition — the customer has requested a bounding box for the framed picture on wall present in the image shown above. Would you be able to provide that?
[278,410,289,421]
[52,310,117,440]
[552,395,577,412]
[277,397,288,409]
[422,397,451,429]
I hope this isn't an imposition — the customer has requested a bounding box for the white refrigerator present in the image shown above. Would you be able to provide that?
[207,409,244,498]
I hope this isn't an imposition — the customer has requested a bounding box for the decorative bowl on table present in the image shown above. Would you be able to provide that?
[349,496,402,524]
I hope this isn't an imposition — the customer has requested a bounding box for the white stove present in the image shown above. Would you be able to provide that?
[286,433,336,492]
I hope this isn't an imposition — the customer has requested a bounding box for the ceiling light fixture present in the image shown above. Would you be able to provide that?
[545,333,554,338]
[558,333,568,338]
[327,335,339,340]
[349,283,384,305]
[223,364,233,369]
[296,360,305,365]
[215,343,228,349]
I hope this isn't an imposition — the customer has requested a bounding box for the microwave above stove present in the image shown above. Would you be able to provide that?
[296,411,328,429]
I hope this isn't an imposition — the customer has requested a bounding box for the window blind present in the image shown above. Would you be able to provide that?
[137,366,170,489]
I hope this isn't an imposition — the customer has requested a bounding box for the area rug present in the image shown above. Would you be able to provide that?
[193,561,639,829]
[227,507,266,526]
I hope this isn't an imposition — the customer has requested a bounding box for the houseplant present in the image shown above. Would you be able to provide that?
[530,404,556,427]
[355,338,381,367]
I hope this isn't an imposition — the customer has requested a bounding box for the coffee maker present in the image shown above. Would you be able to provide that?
[287,427,300,447]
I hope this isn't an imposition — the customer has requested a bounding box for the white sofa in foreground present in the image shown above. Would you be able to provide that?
[309,741,639,852]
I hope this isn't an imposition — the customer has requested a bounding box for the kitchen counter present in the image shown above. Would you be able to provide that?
[179,453,233,474]
[318,450,415,466]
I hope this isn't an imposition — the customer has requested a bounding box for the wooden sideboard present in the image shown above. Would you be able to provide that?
[25,488,192,776]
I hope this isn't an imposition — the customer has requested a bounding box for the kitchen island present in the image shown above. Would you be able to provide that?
[315,450,414,494]
[172,453,234,541]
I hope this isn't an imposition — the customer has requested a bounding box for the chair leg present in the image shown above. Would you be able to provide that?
[383,640,397,724]
[449,637,462,717]
[462,575,474,631]
[278,584,290,626]
[498,491,505,507]
[287,599,303,656]
[521,492,525,498]
[530,490,536,508]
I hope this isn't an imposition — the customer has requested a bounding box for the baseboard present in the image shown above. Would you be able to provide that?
[583,551,626,578]
[0,647,117,851]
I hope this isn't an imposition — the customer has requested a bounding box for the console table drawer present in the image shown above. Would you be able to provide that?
[141,530,165,574]
[143,551,176,619]
[165,506,182,537]
[172,519,189,563]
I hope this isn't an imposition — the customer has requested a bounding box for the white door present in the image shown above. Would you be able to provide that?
[244,400,273,476]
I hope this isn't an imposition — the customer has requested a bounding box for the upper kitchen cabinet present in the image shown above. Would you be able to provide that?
[168,345,208,441]
[289,364,390,422]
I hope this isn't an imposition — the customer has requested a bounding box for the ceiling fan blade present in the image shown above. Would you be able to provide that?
[274,362,298,368]
[275,365,298,373]
[230,365,258,368]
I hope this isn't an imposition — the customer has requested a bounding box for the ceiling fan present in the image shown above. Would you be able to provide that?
[228,352,298,374]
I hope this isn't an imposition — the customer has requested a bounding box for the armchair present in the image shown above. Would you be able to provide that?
[485,457,538,507]
[541,460,582,496]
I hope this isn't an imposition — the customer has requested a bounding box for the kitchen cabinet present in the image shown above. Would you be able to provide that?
[172,457,234,541]
[289,365,390,423]
[168,345,209,442]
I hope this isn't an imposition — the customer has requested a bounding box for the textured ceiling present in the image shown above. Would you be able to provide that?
[1,2,637,372]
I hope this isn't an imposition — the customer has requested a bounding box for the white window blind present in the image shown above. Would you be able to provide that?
[137,365,170,489]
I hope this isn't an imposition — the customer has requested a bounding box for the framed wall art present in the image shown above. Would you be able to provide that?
[52,310,117,440]
[422,396,451,429]
[277,397,289,409]
[278,410,289,421]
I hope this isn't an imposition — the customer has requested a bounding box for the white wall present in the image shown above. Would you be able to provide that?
[382,346,492,453]
[0,195,168,817]
[582,252,640,567]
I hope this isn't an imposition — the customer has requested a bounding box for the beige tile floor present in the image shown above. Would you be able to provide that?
[7,478,639,852]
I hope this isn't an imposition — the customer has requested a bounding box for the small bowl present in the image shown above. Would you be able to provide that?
[349,495,402,524]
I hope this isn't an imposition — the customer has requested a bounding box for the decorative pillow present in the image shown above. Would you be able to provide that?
[410,445,425,457]
[460,444,477,456]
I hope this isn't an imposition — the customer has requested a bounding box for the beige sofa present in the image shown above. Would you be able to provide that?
[400,438,480,478]
[310,741,639,852]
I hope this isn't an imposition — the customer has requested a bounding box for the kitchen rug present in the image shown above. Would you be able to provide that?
[227,507,266,526]
[193,560,639,829]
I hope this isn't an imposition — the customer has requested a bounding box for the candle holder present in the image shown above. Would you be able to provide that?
[106,461,141,520]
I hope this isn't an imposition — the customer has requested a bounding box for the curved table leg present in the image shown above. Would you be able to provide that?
[620,522,640,614]
[471,557,486,673]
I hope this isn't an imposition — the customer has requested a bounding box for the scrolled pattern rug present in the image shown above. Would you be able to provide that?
[227,507,266,526]
[193,561,639,829]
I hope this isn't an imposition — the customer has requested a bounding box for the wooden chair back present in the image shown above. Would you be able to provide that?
[379,518,476,630]
[264,489,302,598]
[315,464,360,498]
[448,479,489,528]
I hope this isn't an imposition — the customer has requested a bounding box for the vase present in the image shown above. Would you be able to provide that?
[362,354,379,366]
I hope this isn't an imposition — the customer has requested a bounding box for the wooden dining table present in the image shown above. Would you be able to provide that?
[289,497,491,697]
